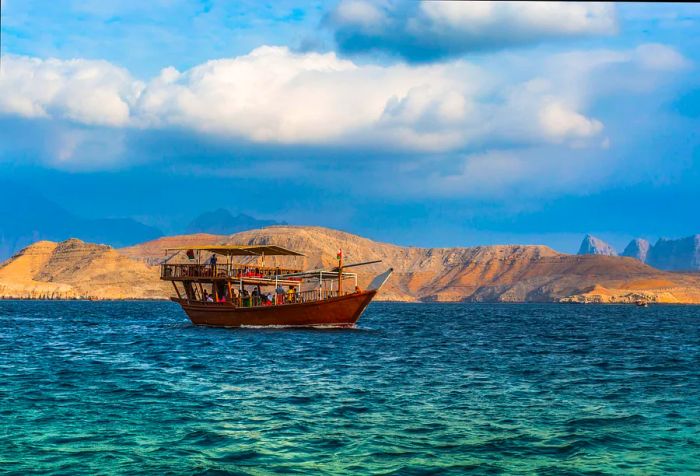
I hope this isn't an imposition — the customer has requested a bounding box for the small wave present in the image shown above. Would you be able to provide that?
[565,414,646,429]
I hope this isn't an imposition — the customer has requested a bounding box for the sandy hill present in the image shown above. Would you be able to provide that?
[120,226,700,304]
[120,233,224,265]
[0,238,169,299]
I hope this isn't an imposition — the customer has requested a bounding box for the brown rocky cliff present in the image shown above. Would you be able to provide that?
[3,226,700,303]
[0,238,169,299]
[123,226,700,303]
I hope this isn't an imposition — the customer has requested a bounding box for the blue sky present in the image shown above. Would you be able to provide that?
[1,1,699,252]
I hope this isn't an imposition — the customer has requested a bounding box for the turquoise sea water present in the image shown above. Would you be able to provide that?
[1,301,699,475]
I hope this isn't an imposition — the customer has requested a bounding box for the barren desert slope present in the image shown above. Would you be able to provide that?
[2,226,700,303]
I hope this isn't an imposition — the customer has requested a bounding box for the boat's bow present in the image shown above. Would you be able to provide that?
[367,268,393,292]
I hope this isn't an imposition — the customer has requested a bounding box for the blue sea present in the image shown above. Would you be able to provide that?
[1,301,699,475]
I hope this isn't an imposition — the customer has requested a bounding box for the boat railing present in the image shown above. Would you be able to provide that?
[162,263,302,280]
[296,289,339,303]
[186,289,342,308]
[237,289,340,307]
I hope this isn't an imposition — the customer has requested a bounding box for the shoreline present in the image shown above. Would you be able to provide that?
[2,297,699,306]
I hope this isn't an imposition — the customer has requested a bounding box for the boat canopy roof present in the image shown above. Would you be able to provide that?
[166,245,305,257]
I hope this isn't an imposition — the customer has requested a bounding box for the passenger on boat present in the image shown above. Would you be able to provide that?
[275,284,285,304]
[355,285,361,293]
[202,290,209,302]
[287,287,296,303]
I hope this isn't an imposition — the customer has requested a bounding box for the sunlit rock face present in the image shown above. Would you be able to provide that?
[3,227,700,303]
[0,238,168,299]
[577,234,617,256]
[647,235,700,271]
[622,238,650,263]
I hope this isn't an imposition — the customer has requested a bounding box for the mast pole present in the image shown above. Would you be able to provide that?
[337,249,343,295]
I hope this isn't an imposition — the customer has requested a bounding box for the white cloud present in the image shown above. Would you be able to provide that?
[328,1,617,61]
[634,43,690,71]
[0,55,141,126]
[332,0,386,31]
[418,2,616,37]
[132,46,612,151]
[539,102,603,140]
[0,42,688,164]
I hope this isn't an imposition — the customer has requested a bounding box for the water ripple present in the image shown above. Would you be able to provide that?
[0,301,699,474]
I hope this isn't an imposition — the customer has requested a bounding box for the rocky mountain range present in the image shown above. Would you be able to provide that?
[0,181,163,262]
[0,181,288,262]
[185,209,286,235]
[0,239,168,299]
[578,234,700,271]
[577,235,617,256]
[3,226,700,304]
[622,238,651,262]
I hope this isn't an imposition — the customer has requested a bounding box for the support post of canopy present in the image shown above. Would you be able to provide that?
[337,249,343,295]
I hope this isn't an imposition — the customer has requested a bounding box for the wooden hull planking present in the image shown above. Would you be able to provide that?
[173,290,378,328]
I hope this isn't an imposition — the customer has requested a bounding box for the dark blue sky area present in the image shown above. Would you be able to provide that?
[1,2,699,253]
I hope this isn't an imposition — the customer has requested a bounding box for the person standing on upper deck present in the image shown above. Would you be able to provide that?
[208,254,217,275]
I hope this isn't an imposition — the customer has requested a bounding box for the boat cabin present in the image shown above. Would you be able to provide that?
[161,245,360,308]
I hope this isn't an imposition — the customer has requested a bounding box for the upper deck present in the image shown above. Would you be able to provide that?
[160,244,305,284]
[161,263,302,282]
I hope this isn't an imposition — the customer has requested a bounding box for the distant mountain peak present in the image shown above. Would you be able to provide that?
[621,238,650,262]
[185,209,286,235]
[647,234,700,271]
[578,234,617,256]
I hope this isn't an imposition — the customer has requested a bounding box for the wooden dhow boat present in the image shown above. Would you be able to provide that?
[161,245,392,328]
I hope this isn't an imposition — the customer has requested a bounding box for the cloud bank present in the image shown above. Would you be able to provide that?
[327,1,617,62]
[1,41,683,164]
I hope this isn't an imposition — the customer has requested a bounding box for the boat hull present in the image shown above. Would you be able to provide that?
[172,290,377,328]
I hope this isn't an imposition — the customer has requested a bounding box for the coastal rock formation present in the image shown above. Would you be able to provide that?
[0,238,170,299]
[123,226,700,304]
[646,235,700,271]
[621,238,651,263]
[577,234,617,256]
[3,227,700,303]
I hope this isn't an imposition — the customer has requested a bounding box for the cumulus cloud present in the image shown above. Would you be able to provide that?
[0,42,687,166]
[327,1,617,62]
[0,55,141,126]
